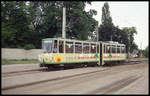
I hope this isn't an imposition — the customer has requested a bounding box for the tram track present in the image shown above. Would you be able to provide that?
[122,60,148,66]
[2,61,148,94]
[2,60,147,78]
[2,60,148,91]
[2,60,148,77]
[105,60,148,66]
[2,67,108,90]
[87,75,142,94]
[2,68,47,77]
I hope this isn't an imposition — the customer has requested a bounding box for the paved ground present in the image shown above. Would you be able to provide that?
[2,66,108,90]
[2,61,149,94]
[2,63,40,73]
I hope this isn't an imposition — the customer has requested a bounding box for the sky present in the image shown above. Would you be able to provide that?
[85,1,149,50]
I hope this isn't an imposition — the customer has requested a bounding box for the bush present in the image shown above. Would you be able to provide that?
[24,44,35,50]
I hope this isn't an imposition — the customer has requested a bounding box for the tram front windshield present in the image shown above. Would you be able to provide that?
[42,40,53,53]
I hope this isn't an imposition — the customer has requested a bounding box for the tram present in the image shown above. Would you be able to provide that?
[38,38,127,68]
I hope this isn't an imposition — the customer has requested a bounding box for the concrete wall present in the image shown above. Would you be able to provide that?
[2,48,43,60]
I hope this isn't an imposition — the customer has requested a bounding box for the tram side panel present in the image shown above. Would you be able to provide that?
[40,39,100,67]
[101,42,127,65]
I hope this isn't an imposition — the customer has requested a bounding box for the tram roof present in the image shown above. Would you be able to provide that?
[42,38,99,43]
[99,41,125,46]
[42,38,125,46]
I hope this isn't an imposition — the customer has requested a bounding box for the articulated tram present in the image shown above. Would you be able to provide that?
[38,38,127,68]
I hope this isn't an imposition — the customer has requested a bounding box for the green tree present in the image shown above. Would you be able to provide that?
[98,2,138,53]
[65,1,98,40]
[98,2,115,41]
[2,1,98,49]
[143,46,149,58]
[121,27,138,53]
[1,1,33,48]
[28,1,98,46]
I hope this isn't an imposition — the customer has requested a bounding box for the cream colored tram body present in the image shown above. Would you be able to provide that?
[38,38,127,68]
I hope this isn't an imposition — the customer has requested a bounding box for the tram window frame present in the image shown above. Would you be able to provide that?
[75,42,82,53]
[42,40,53,53]
[106,45,111,53]
[104,44,106,53]
[97,44,99,53]
[59,40,64,53]
[120,46,122,53]
[65,41,74,53]
[90,44,96,53]
[83,43,89,54]
[124,47,126,53]
[117,45,120,53]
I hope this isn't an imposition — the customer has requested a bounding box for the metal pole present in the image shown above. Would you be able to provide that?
[62,6,66,39]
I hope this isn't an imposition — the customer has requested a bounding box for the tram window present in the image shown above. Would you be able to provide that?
[120,46,122,53]
[59,41,64,53]
[83,43,89,53]
[42,40,52,53]
[90,44,96,53]
[124,47,126,53]
[117,46,120,53]
[112,45,116,53]
[97,44,99,53]
[122,46,126,53]
[66,41,74,53]
[106,45,111,53]
[53,40,57,53]
[75,42,82,53]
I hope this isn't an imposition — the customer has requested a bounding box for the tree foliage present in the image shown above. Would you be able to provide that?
[2,1,139,52]
[121,27,138,52]
[140,45,149,58]
[2,1,97,49]
[2,1,32,48]
[98,2,115,41]
[98,2,138,53]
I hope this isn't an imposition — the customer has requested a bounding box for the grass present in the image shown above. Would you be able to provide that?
[2,59,40,65]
